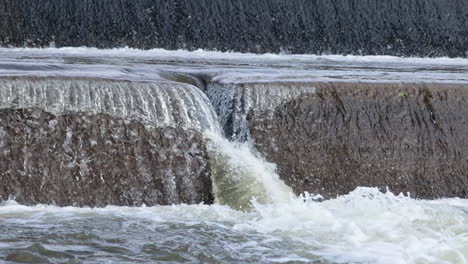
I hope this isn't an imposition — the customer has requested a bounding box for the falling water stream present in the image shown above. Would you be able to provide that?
[0,48,467,264]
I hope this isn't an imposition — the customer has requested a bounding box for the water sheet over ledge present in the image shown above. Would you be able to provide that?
[0,0,467,57]
[0,49,467,207]
[0,77,217,206]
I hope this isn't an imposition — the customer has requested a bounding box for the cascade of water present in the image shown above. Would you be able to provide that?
[204,132,293,211]
[145,76,297,210]
[0,78,220,133]
[0,77,222,206]
[205,82,250,141]
[0,77,295,209]
[206,81,317,141]
[202,81,304,210]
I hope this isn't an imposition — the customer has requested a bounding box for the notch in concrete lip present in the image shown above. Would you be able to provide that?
[160,72,208,91]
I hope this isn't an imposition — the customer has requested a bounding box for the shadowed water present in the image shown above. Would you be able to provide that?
[1,0,467,57]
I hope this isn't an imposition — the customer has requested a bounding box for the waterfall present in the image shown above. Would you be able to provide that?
[0,76,294,209]
[204,81,320,210]
[0,78,219,132]
[0,77,222,206]
[206,81,317,141]
[205,132,293,211]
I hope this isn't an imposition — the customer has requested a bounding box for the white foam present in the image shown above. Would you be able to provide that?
[205,131,294,210]
[1,47,468,65]
[1,187,466,264]
[241,187,468,264]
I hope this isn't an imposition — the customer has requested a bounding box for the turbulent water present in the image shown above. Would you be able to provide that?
[206,132,293,210]
[1,188,467,264]
[1,48,468,263]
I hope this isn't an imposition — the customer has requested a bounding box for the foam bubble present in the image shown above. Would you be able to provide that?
[1,188,467,264]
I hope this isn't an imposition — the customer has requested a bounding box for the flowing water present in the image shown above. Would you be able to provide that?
[0,78,219,132]
[1,188,467,264]
[1,48,468,263]
[206,132,293,211]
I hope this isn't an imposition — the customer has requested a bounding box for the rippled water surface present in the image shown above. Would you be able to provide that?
[1,47,468,84]
[1,188,467,264]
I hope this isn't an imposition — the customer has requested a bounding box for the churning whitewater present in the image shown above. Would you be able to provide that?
[1,188,467,264]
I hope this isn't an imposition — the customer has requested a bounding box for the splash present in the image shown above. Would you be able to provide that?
[205,131,294,211]
[239,187,468,264]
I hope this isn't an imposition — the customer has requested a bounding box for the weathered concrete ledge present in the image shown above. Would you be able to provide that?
[0,77,215,206]
[1,77,467,206]
[243,82,468,199]
[0,108,213,206]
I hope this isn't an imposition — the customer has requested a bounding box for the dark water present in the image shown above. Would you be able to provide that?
[0,0,467,57]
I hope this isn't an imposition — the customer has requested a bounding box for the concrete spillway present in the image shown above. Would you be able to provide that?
[1,75,467,208]
[0,77,294,209]
[0,78,218,206]
[207,81,468,199]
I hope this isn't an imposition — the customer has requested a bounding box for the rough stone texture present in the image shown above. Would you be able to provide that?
[0,0,467,57]
[245,82,468,199]
[0,108,213,206]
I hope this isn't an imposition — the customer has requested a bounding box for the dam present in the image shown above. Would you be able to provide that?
[0,48,467,204]
[0,1,467,260]
[0,47,466,263]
